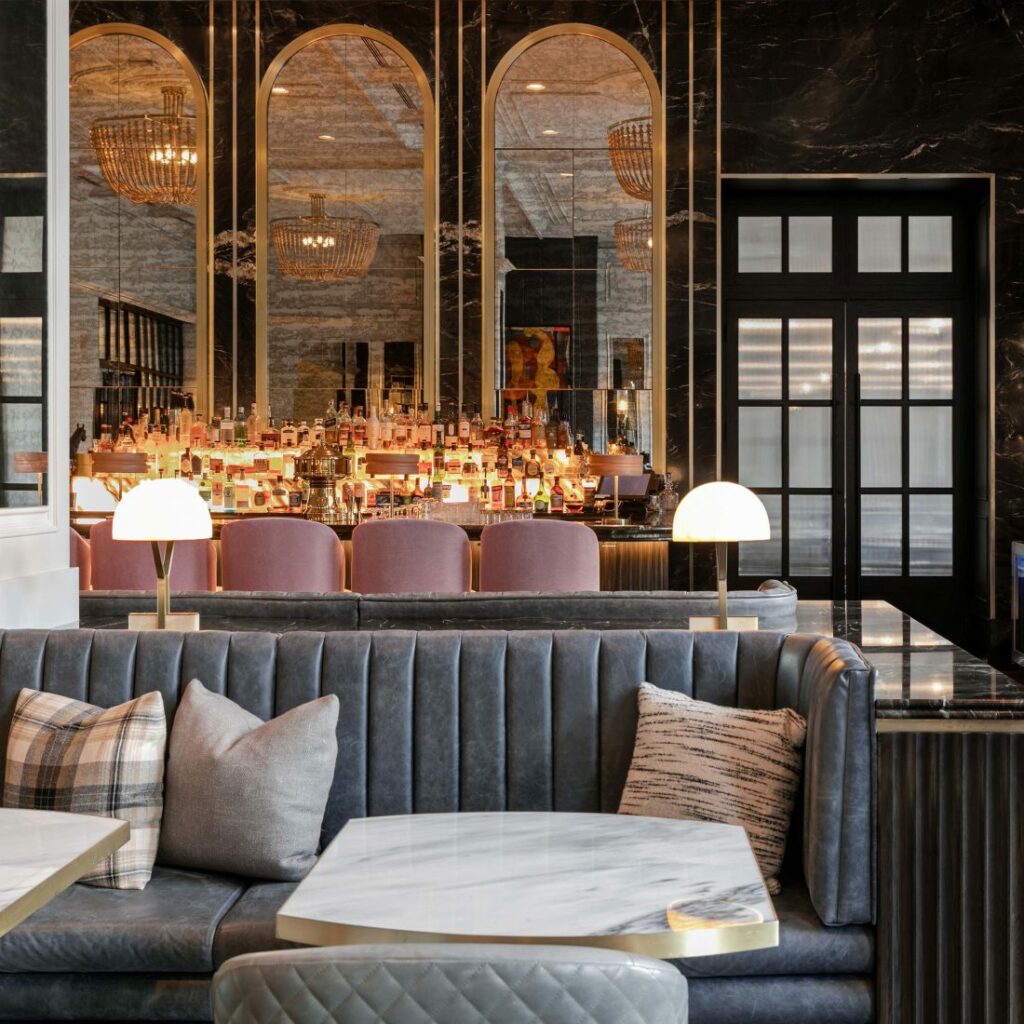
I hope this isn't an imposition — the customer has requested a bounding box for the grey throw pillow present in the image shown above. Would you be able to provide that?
[159,679,339,881]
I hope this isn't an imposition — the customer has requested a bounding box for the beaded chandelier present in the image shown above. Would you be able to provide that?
[614,216,652,273]
[90,86,197,205]
[607,116,652,202]
[270,193,380,281]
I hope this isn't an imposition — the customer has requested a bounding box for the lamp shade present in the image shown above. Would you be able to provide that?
[112,479,213,542]
[672,481,770,543]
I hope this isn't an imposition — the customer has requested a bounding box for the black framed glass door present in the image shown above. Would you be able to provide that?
[722,183,982,632]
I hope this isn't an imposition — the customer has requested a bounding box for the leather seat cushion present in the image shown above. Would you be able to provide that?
[672,884,873,978]
[213,881,300,967]
[0,867,244,973]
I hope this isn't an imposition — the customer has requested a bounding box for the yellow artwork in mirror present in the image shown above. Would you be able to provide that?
[484,25,664,468]
[68,26,209,452]
[257,27,436,428]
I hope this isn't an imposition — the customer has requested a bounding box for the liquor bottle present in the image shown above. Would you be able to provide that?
[546,407,560,450]
[191,449,203,476]
[223,473,236,511]
[418,404,433,446]
[352,406,367,446]
[179,395,194,443]
[261,405,281,449]
[280,419,298,447]
[235,469,250,510]
[220,407,234,446]
[491,474,505,510]
[190,413,207,448]
[337,403,352,447]
[517,478,532,511]
[470,405,484,444]
[198,472,212,507]
[503,475,516,510]
[210,415,221,445]
[178,447,192,477]
[380,406,394,449]
[458,406,471,445]
[253,483,267,510]
[235,406,248,445]
[247,403,260,442]
[503,403,516,442]
[271,475,288,509]
[310,417,325,445]
[525,449,542,479]
[550,476,565,513]
[431,458,444,500]
[367,406,381,449]
[496,440,509,478]
[212,474,224,508]
[533,482,550,515]
[392,406,407,447]
[480,476,490,507]
[297,420,310,446]
[518,401,532,445]
[557,414,573,451]
[412,477,425,504]
[324,399,338,446]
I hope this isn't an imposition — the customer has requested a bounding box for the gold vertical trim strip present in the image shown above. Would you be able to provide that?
[255,25,438,414]
[231,0,238,411]
[714,0,722,481]
[69,24,211,417]
[482,23,666,471]
[989,175,997,618]
[457,0,464,411]
[687,0,694,491]
[480,0,487,413]
[207,0,215,415]
[435,0,442,406]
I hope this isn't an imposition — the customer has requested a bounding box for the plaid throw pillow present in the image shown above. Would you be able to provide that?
[3,688,166,889]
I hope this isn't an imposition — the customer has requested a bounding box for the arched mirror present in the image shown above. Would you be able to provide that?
[484,25,664,468]
[68,26,209,453]
[257,27,436,426]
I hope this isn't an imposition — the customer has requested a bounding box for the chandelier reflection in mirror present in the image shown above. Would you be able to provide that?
[607,116,652,202]
[90,86,197,205]
[270,192,380,281]
[614,216,653,273]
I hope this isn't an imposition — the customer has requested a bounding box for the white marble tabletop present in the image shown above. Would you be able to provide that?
[0,809,129,937]
[277,811,778,958]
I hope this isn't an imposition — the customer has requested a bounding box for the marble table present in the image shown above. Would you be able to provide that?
[276,811,778,959]
[0,809,129,937]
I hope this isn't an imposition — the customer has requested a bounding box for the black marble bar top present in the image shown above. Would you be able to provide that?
[797,600,1024,722]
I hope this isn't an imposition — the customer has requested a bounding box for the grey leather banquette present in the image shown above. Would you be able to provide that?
[78,579,799,633]
[0,626,874,1024]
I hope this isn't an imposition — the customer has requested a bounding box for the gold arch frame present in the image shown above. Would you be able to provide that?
[256,25,438,415]
[483,24,666,470]
[69,24,213,414]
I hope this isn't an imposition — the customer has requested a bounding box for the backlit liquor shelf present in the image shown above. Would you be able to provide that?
[72,403,676,590]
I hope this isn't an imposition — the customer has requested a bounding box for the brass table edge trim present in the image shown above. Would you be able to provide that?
[275,913,779,960]
[0,817,130,938]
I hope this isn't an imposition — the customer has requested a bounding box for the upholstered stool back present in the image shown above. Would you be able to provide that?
[70,528,92,591]
[479,519,601,592]
[88,518,217,592]
[351,519,471,594]
[212,944,689,1024]
[221,518,344,592]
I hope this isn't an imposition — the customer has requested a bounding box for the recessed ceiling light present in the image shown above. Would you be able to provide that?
[560,172,574,178]
[317,134,335,141]
[525,82,546,92]
[271,86,289,95]
[541,129,560,137]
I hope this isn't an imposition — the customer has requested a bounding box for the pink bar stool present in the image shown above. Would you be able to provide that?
[479,519,601,592]
[221,518,345,592]
[351,519,471,594]
[70,528,92,591]
[89,518,217,592]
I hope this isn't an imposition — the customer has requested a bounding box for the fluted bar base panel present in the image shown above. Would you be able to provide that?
[877,732,1024,1024]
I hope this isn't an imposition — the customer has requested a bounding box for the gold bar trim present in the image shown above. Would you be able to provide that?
[255,25,438,414]
[69,24,212,416]
[481,23,666,472]
[877,718,1024,734]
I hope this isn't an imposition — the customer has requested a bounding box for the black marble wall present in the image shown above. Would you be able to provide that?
[0,0,47,174]
[63,0,1024,626]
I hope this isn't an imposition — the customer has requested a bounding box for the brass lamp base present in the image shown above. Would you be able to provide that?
[128,611,200,632]
[689,615,759,632]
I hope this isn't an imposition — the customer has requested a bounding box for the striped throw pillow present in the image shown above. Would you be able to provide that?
[618,683,806,894]
[3,688,166,889]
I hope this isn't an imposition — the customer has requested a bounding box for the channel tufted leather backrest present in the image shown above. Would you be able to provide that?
[0,627,872,926]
